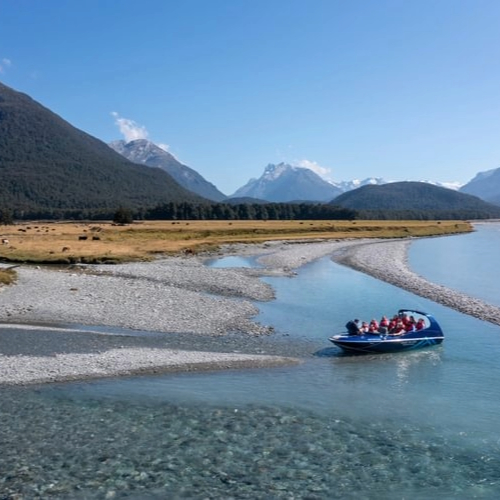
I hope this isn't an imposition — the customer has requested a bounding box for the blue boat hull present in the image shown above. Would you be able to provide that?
[329,309,444,354]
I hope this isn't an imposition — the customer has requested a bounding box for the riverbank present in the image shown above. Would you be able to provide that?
[0,239,361,385]
[2,235,500,386]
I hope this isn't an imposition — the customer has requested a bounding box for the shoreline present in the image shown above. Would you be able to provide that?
[0,239,357,386]
[2,236,499,386]
[331,239,500,326]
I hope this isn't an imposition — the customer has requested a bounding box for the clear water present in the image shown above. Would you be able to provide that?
[3,228,500,498]
[205,255,258,268]
[409,222,500,307]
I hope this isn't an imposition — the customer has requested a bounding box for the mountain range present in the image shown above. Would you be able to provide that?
[103,143,500,218]
[228,163,467,202]
[108,140,473,205]
[106,141,393,203]
[2,78,500,219]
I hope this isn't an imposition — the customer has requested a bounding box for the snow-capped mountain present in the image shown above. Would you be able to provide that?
[228,164,463,203]
[332,177,388,192]
[331,178,461,193]
[229,163,343,202]
[420,180,462,191]
[109,139,226,202]
[108,140,464,204]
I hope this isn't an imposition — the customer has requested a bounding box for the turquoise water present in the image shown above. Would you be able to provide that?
[409,222,500,307]
[2,227,500,498]
[205,255,258,268]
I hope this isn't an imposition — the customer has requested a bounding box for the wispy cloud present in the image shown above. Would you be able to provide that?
[111,112,149,142]
[111,112,170,151]
[295,159,333,181]
[0,58,12,74]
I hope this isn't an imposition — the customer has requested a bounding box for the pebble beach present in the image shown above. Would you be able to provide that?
[2,236,500,386]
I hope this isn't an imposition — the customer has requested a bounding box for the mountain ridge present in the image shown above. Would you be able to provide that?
[2,80,499,219]
[228,163,463,204]
[0,81,204,217]
[109,139,226,201]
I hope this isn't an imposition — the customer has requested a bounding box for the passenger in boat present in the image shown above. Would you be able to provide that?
[360,321,370,333]
[404,319,415,332]
[400,312,411,326]
[416,318,426,330]
[388,315,399,332]
[390,320,406,335]
[368,319,379,333]
[379,316,389,328]
[346,319,361,335]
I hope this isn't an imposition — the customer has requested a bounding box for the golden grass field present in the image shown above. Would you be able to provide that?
[0,219,472,275]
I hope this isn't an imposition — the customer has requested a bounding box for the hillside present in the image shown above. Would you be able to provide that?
[0,82,203,217]
[109,139,226,202]
[331,181,500,219]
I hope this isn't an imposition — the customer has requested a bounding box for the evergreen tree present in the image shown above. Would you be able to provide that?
[0,208,14,225]
[113,207,133,224]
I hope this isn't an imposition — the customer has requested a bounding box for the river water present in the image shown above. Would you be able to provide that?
[408,222,500,308]
[2,225,500,498]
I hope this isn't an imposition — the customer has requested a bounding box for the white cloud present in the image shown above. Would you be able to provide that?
[111,111,149,142]
[0,58,12,73]
[295,159,333,180]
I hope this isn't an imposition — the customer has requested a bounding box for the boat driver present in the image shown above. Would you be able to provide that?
[345,319,361,335]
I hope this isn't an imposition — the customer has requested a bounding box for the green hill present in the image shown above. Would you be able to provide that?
[0,81,204,218]
[331,181,500,219]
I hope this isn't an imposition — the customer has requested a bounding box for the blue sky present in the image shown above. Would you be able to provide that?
[1,0,500,195]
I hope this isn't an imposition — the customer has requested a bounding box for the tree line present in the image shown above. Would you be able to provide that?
[2,202,497,224]
[0,202,357,223]
[143,202,358,221]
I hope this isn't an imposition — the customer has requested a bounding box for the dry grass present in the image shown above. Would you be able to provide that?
[0,267,17,285]
[0,219,472,265]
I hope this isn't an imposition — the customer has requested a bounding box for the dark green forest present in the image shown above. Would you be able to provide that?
[331,181,500,220]
[3,200,498,223]
[144,202,358,221]
[0,81,203,215]
[0,202,357,222]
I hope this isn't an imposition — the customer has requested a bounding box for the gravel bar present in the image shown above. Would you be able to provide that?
[0,240,355,386]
